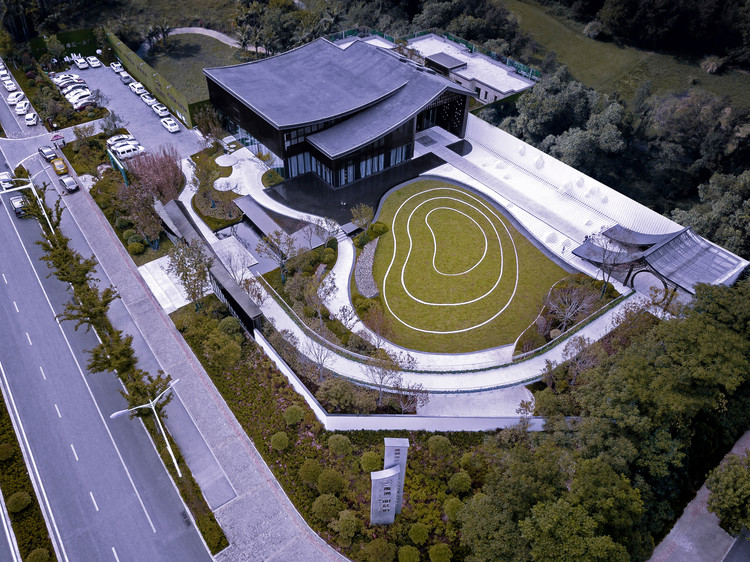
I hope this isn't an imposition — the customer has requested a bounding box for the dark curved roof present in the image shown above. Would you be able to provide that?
[204,38,468,130]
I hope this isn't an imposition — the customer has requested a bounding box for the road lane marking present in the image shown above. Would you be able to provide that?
[13,301,18,312]
[70,444,78,461]
[4,194,157,534]
[54,404,61,418]
[26,332,32,345]
[2,274,6,283]
[112,547,120,561]
[89,492,99,511]
[39,366,46,380]
[119,379,128,394]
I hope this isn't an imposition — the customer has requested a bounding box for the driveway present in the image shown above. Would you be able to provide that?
[67,64,204,159]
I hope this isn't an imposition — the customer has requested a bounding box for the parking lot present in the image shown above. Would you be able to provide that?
[62,63,204,159]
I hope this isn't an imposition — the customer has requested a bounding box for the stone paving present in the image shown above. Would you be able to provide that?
[354,238,379,298]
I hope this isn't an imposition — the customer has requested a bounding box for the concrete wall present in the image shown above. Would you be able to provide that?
[255,330,544,432]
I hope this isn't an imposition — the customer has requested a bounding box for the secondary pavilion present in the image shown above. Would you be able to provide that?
[204,38,474,189]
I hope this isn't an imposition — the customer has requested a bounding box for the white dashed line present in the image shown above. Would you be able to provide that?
[89,491,98,511]
[112,546,120,561]
[39,366,46,380]
[71,444,79,461]
[26,332,32,345]
[54,404,61,418]
[13,301,18,312]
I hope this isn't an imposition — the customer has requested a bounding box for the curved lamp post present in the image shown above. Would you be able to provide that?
[110,378,182,477]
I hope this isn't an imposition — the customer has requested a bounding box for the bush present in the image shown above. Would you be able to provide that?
[127,234,144,245]
[0,442,15,461]
[13,164,29,178]
[218,316,242,335]
[367,221,388,238]
[303,305,316,318]
[444,497,464,521]
[7,491,31,513]
[428,435,451,458]
[25,549,51,562]
[448,471,472,495]
[326,237,338,250]
[321,247,336,265]
[409,522,430,546]
[328,509,361,547]
[284,405,304,427]
[128,242,145,255]
[122,228,136,240]
[328,434,352,457]
[399,545,421,562]
[365,538,396,562]
[354,231,371,248]
[270,431,289,452]
[317,468,345,495]
[115,216,132,229]
[361,451,382,473]
[429,543,452,562]
[298,458,322,487]
[312,493,342,522]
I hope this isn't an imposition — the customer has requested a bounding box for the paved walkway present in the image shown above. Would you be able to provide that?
[138,27,266,58]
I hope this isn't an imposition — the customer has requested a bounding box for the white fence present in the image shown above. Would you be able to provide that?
[255,330,545,432]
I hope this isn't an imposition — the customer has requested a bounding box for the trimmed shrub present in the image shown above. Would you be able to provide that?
[367,221,388,238]
[409,522,430,546]
[25,549,51,562]
[115,216,131,229]
[444,497,464,521]
[328,509,361,547]
[270,431,289,452]
[328,434,352,457]
[284,405,304,427]
[429,543,452,562]
[360,451,382,473]
[7,491,31,513]
[365,538,396,562]
[218,316,242,335]
[326,237,338,250]
[448,471,472,495]
[122,228,136,240]
[428,435,451,458]
[354,231,371,248]
[127,234,144,245]
[0,442,15,461]
[317,468,345,495]
[312,493,342,522]
[128,242,145,255]
[321,247,336,265]
[399,545,421,562]
[298,458,322,488]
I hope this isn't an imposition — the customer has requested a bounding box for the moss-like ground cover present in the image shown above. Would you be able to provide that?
[372,180,566,353]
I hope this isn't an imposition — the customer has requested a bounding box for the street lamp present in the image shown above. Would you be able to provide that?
[110,378,182,477]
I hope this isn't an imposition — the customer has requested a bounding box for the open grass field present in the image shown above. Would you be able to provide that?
[144,34,238,103]
[505,0,750,108]
[372,180,567,353]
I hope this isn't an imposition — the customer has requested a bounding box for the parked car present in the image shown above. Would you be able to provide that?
[107,134,136,148]
[140,93,157,106]
[152,103,170,117]
[0,69,9,80]
[73,58,89,70]
[52,73,79,85]
[15,100,29,115]
[10,195,25,217]
[111,143,145,160]
[119,71,133,84]
[3,80,17,92]
[57,78,86,90]
[73,98,97,111]
[85,56,101,68]
[110,140,142,152]
[51,158,67,175]
[0,172,13,189]
[7,91,24,105]
[24,113,38,126]
[160,117,180,133]
[59,175,79,193]
[128,82,146,95]
[66,90,92,104]
[110,61,123,73]
[38,146,56,161]
[61,83,88,96]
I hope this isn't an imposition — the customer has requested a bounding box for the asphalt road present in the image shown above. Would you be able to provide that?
[0,125,211,560]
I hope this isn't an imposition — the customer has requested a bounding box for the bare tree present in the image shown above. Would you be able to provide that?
[305,272,337,331]
[393,370,428,413]
[242,275,268,306]
[350,202,374,231]
[311,216,338,247]
[589,231,621,297]
[362,302,393,349]
[255,229,299,283]
[117,181,163,249]
[223,248,254,286]
[545,284,598,331]
[129,145,183,202]
[363,349,399,406]
[299,223,319,250]
[303,337,334,383]
[337,305,357,331]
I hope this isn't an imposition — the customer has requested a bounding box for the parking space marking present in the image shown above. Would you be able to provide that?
[2,273,6,283]
[25,332,32,345]
[54,404,61,418]
[39,366,46,380]
[71,444,78,461]
[112,547,120,561]
[13,301,18,312]
[89,491,98,511]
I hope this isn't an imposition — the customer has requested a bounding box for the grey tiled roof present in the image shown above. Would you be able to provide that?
[426,52,466,70]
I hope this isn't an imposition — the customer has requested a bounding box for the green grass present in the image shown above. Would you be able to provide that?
[505,0,750,108]
[372,180,567,353]
[190,144,241,230]
[144,34,239,103]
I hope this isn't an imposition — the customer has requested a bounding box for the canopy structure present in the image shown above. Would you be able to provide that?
[573,226,748,294]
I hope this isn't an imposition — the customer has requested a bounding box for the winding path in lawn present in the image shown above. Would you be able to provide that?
[137,27,266,58]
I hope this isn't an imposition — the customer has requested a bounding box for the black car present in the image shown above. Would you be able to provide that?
[38,145,56,161]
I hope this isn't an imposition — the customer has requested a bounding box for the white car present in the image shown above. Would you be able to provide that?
[73,98,96,111]
[15,100,29,115]
[152,103,170,117]
[73,58,89,70]
[7,91,24,105]
[85,56,101,68]
[110,61,123,73]
[61,83,88,96]
[111,143,145,159]
[128,82,146,95]
[106,134,136,148]
[66,90,92,103]
[0,172,13,189]
[3,80,17,92]
[0,69,9,80]
[25,113,38,126]
[140,93,157,106]
[52,73,79,85]
[160,117,180,133]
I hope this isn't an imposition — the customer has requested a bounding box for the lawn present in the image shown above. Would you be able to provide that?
[504,0,750,108]
[144,34,239,103]
[372,180,567,353]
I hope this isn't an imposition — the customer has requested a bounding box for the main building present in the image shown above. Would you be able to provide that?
[204,38,474,189]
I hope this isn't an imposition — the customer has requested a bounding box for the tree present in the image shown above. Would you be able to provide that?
[350,202,374,231]
[167,239,214,310]
[201,327,242,375]
[303,336,334,383]
[329,510,361,548]
[242,275,268,306]
[117,181,163,248]
[121,370,174,417]
[362,302,393,349]
[44,34,64,62]
[255,229,299,283]
[311,216,338,247]
[392,372,428,413]
[128,145,183,203]
[87,330,137,376]
[101,110,124,136]
[193,105,224,143]
[363,349,399,406]
[58,284,118,336]
[545,283,598,331]
[706,450,750,536]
